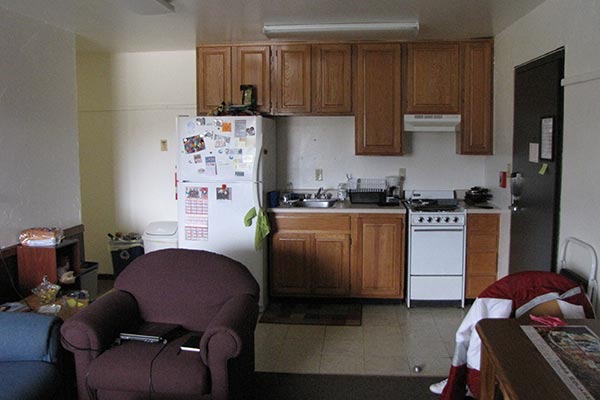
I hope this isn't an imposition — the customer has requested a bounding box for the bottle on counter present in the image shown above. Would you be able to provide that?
[337,183,347,201]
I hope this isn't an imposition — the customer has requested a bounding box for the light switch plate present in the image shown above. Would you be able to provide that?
[160,140,168,151]
[315,169,323,181]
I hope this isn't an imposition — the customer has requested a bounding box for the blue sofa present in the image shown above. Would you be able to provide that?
[0,312,64,400]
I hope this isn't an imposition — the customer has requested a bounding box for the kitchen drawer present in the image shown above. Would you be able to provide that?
[467,214,499,233]
[271,213,351,232]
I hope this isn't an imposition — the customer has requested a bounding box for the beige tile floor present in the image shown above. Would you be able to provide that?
[255,304,467,377]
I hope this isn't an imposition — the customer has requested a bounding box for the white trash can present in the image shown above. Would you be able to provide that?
[142,221,178,253]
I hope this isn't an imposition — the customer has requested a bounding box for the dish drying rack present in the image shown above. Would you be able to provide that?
[348,178,387,204]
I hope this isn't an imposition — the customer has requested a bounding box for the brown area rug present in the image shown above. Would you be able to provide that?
[259,303,361,326]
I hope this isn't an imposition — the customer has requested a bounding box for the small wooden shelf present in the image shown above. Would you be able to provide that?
[17,239,81,293]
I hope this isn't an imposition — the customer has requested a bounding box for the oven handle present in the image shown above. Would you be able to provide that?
[411,228,464,232]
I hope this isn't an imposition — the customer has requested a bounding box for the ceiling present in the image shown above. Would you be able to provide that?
[0,0,546,53]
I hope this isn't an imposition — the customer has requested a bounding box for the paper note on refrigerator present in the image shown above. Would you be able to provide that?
[184,186,209,241]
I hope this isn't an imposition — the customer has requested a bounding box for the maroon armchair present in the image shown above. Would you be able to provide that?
[61,249,259,400]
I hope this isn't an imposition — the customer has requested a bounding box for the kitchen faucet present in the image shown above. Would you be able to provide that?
[315,187,324,199]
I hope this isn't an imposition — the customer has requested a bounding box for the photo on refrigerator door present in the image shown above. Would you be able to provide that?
[184,186,209,241]
[183,135,205,154]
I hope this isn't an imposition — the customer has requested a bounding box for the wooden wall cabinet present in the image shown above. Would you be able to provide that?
[465,214,499,298]
[197,45,271,114]
[272,44,312,115]
[351,214,405,298]
[270,214,351,296]
[17,239,81,292]
[355,43,403,155]
[196,46,231,115]
[232,45,271,113]
[312,44,353,115]
[458,40,494,155]
[406,42,461,114]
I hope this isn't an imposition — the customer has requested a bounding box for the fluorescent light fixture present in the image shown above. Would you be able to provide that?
[263,22,419,37]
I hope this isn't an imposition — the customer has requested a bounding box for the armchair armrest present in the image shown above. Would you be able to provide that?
[60,290,139,355]
[0,313,62,363]
[199,294,258,366]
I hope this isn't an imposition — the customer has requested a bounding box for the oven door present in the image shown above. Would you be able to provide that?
[410,226,464,275]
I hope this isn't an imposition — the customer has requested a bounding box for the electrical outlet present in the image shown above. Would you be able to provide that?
[399,168,406,178]
[315,169,323,181]
[160,140,168,151]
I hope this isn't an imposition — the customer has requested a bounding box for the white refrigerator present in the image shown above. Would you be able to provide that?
[176,115,276,309]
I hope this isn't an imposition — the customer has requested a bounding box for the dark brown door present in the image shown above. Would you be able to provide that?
[509,49,564,273]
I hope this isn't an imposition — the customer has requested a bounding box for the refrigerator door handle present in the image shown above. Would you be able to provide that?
[254,145,264,209]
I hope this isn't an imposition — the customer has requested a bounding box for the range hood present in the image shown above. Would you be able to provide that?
[404,114,461,132]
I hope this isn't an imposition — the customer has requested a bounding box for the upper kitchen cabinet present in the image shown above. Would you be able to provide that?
[458,40,493,155]
[312,44,353,115]
[272,44,312,115]
[406,42,461,114]
[232,45,271,114]
[197,47,231,115]
[355,43,402,155]
[197,45,271,115]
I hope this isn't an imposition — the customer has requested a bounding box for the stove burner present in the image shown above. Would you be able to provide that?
[405,198,460,212]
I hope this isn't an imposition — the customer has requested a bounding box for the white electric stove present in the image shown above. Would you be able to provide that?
[404,190,466,308]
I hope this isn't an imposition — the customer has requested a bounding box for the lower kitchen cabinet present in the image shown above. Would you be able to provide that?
[351,214,405,298]
[270,231,313,295]
[270,214,351,297]
[269,212,405,299]
[465,214,499,298]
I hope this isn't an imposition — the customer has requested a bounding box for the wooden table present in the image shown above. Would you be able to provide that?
[476,318,600,400]
[22,294,86,320]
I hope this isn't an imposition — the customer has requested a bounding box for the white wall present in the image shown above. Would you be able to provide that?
[0,7,80,249]
[490,0,600,308]
[78,51,196,273]
[276,117,487,192]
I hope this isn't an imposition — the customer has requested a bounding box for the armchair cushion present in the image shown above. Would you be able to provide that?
[87,335,209,395]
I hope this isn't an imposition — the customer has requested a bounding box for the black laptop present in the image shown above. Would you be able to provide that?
[119,322,182,344]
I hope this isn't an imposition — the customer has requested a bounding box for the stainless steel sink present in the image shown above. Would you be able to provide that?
[297,199,338,208]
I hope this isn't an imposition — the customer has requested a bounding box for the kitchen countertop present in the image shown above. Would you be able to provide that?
[461,201,502,214]
[268,200,406,214]
[269,200,502,214]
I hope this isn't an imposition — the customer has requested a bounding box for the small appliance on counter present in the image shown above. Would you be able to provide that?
[347,177,403,206]
[464,186,492,207]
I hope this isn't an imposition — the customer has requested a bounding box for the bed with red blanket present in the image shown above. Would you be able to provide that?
[439,237,598,400]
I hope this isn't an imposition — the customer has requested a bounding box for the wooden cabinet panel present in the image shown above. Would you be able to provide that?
[466,275,497,299]
[197,47,231,114]
[466,214,499,298]
[271,214,351,232]
[459,40,493,155]
[232,45,271,113]
[406,43,460,114]
[467,252,499,275]
[270,232,312,295]
[17,239,81,292]
[312,44,352,114]
[467,213,499,233]
[272,45,311,114]
[351,214,404,298]
[312,234,350,295]
[355,43,402,155]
